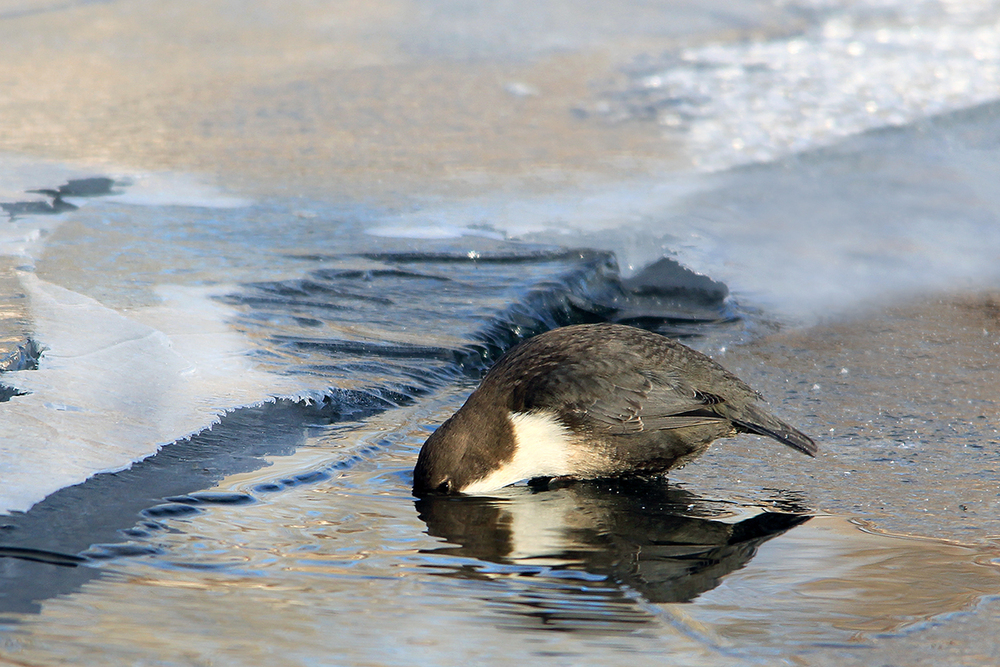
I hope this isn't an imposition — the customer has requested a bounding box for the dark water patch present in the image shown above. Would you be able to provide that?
[254,278,396,305]
[0,547,86,567]
[0,338,42,372]
[2,176,122,220]
[1,197,78,219]
[258,469,335,493]
[167,560,246,571]
[0,340,41,402]
[289,469,331,485]
[120,523,165,539]
[0,385,26,403]
[163,492,257,507]
[29,177,119,199]
[230,247,737,393]
[281,336,461,361]
[621,256,729,306]
[250,483,285,493]
[311,266,454,282]
[141,504,205,519]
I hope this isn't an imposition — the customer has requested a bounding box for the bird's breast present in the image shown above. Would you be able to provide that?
[458,410,581,494]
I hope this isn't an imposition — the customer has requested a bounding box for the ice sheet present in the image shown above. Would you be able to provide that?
[0,273,307,514]
[587,0,1000,172]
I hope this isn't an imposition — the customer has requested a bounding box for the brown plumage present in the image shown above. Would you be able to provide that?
[414,323,816,495]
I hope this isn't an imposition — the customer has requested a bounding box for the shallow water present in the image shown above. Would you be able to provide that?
[3,0,1000,665]
[4,386,1000,666]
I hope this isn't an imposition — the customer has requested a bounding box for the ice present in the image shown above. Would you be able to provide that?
[588,0,1000,173]
[0,273,307,514]
[105,171,252,209]
[367,224,505,240]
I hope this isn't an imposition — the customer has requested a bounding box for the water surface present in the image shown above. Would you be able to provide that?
[2,0,1000,665]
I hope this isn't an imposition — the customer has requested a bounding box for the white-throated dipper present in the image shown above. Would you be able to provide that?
[413,323,816,495]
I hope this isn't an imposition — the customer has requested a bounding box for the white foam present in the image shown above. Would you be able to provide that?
[594,1,1000,172]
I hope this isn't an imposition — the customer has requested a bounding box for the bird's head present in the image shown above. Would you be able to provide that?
[412,403,517,496]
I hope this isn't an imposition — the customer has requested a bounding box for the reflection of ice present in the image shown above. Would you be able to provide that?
[0,274,306,514]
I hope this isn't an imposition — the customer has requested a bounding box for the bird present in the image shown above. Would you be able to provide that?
[413,323,816,495]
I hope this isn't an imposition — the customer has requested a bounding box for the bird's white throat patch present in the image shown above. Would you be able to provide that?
[459,410,573,494]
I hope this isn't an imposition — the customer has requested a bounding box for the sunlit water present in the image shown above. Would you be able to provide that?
[4,386,999,666]
[3,0,1000,665]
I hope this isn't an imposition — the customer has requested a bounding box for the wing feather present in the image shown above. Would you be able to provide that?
[525,359,729,434]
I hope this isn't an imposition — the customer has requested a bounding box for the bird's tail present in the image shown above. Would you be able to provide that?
[732,403,817,457]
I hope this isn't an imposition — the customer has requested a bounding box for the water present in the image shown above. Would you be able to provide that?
[3,0,1000,664]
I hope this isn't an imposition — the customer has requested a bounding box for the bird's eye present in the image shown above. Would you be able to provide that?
[436,479,453,494]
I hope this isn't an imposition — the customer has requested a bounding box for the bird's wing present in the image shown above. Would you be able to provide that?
[529,364,728,434]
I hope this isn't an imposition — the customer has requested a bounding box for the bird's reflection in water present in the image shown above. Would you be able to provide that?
[415,480,810,634]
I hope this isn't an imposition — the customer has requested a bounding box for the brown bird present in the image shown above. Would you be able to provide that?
[413,323,816,495]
